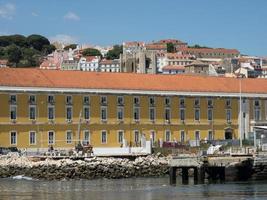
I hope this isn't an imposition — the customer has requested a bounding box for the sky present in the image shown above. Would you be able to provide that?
[0,0,267,56]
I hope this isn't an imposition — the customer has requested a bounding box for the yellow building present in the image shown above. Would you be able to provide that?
[0,68,267,152]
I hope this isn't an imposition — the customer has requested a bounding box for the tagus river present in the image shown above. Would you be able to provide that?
[1,177,267,200]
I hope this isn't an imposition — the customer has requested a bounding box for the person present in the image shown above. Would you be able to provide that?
[49,145,54,152]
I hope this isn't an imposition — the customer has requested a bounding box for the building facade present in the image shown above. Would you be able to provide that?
[0,68,267,151]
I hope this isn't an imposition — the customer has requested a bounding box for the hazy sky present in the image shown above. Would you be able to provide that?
[0,0,266,56]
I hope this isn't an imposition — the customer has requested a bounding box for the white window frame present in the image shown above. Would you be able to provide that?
[195,108,200,121]
[100,96,107,105]
[101,130,107,144]
[165,107,171,121]
[149,107,155,121]
[150,130,156,144]
[48,105,55,120]
[165,130,171,142]
[10,105,17,120]
[226,109,231,122]
[117,106,124,121]
[83,95,90,105]
[66,95,73,105]
[83,106,90,120]
[48,131,55,145]
[133,96,140,106]
[47,95,55,104]
[10,131,17,145]
[29,131,36,145]
[10,94,17,104]
[208,130,213,141]
[207,108,213,121]
[195,130,200,141]
[180,108,185,121]
[101,106,108,121]
[134,130,140,144]
[117,96,124,105]
[133,106,140,121]
[29,94,36,104]
[66,130,72,144]
[66,106,73,120]
[83,130,90,145]
[117,130,124,144]
[29,105,36,120]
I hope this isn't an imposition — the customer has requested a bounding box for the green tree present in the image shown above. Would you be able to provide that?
[42,44,56,55]
[0,47,6,58]
[7,45,22,65]
[106,45,123,60]
[21,48,40,66]
[9,35,27,47]
[0,36,11,47]
[64,44,77,50]
[27,34,50,51]
[82,48,102,57]
[167,43,175,53]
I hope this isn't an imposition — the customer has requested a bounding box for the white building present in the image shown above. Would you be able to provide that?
[79,56,101,71]
[99,59,120,72]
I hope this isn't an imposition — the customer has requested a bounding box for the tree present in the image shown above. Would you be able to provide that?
[21,48,40,66]
[6,45,22,65]
[167,43,175,53]
[0,47,6,58]
[0,36,11,47]
[106,45,123,60]
[64,44,77,50]
[82,48,102,57]
[9,35,27,47]
[189,44,210,49]
[42,44,56,55]
[27,34,50,51]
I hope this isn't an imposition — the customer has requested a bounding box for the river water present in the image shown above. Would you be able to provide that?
[0,177,267,200]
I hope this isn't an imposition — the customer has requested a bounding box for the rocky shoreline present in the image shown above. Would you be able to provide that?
[0,154,169,180]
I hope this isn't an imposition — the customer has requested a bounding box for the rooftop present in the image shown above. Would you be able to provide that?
[0,68,267,95]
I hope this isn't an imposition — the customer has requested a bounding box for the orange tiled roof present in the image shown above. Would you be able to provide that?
[0,68,267,94]
[162,65,185,70]
[178,47,240,54]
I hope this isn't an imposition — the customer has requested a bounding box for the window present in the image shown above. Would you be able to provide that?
[66,96,72,105]
[10,95,16,104]
[101,107,107,121]
[29,95,36,104]
[100,96,107,105]
[254,100,260,107]
[101,130,107,144]
[10,105,17,120]
[180,130,185,143]
[149,97,155,106]
[151,130,156,144]
[134,97,140,105]
[84,106,90,120]
[165,130,171,142]
[83,96,90,105]
[117,96,124,105]
[134,130,140,144]
[48,95,55,104]
[194,98,200,107]
[195,108,200,121]
[165,108,171,121]
[48,131,55,144]
[29,131,36,145]
[207,109,213,121]
[149,107,155,121]
[84,130,90,145]
[165,97,171,106]
[254,108,261,121]
[226,109,231,122]
[207,98,213,107]
[179,98,185,107]
[117,107,124,120]
[134,107,140,121]
[29,106,36,120]
[195,131,200,141]
[180,108,185,121]
[48,106,55,120]
[226,99,231,107]
[66,106,72,120]
[10,131,17,145]
[118,130,124,143]
[66,131,72,144]
[208,130,213,141]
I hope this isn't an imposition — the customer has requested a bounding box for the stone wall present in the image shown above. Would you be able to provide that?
[0,154,169,180]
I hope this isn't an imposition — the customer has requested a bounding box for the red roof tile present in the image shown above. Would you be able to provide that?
[0,68,267,95]
[178,47,240,55]
[162,65,185,70]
